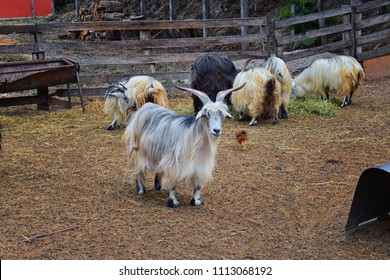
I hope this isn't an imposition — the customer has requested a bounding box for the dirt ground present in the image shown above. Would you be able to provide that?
[0,77,389,260]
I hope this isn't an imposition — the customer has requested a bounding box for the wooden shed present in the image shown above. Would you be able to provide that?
[0,0,53,18]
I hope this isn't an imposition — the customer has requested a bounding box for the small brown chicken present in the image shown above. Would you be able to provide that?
[235,130,248,150]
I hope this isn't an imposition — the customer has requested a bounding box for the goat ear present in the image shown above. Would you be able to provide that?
[196,110,204,120]
[216,83,246,102]
[175,85,211,105]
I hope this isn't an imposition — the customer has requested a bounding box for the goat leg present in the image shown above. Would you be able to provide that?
[191,185,204,206]
[167,186,180,208]
[249,117,258,126]
[154,172,162,191]
[106,120,116,130]
[135,174,146,195]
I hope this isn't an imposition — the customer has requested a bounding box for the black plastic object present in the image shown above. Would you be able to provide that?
[346,162,390,235]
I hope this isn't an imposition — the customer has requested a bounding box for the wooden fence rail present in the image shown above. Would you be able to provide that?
[274,0,390,62]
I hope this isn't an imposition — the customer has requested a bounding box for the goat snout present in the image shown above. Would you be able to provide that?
[211,128,221,138]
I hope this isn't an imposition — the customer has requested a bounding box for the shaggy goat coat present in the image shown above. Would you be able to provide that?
[125,103,218,188]
[292,55,365,106]
[190,53,238,113]
[231,67,282,125]
[124,85,241,208]
[104,76,169,129]
[264,56,293,118]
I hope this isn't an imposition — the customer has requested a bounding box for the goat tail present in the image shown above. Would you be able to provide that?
[357,69,365,86]
[265,78,276,96]
[265,78,282,123]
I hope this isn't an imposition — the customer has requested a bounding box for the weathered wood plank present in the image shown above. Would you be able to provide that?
[37,17,266,32]
[282,40,351,62]
[54,83,191,97]
[355,0,390,13]
[277,23,351,45]
[356,13,390,30]
[0,44,39,54]
[38,34,267,52]
[0,95,46,107]
[76,51,269,66]
[274,6,351,29]
[357,45,390,61]
[357,29,390,46]
[79,72,190,84]
[0,24,36,34]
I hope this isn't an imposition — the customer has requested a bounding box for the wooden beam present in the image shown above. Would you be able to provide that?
[37,34,267,52]
[140,0,146,17]
[37,18,266,32]
[274,6,351,29]
[203,0,210,37]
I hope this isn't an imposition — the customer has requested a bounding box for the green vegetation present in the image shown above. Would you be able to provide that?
[289,96,339,117]
[0,54,29,62]
[279,0,342,50]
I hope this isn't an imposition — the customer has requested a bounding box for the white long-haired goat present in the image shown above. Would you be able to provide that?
[292,55,365,107]
[264,56,294,118]
[104,76,169,130]
[124,84,244,208]
[231,66,282,125]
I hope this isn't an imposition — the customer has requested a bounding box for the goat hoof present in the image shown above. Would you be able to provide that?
[136,188,145,195]
[272,118,279,125]
[155,185,162,191]
[249,118,258,126]
[191,199,204,206]
[167,198,180,208]
[136,184,146,195]
[106,124,115,130]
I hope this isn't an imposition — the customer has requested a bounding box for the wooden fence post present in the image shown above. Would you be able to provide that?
[32,24,45,60]
[351,0,363,58]
[274,21,284,58]
[317,0,327,45]
[241,0,249,50]
[75,0,80,19]
[203,0,210,37]
[342,5,352,56]
[169,0,177,37]
[140,0,146,17]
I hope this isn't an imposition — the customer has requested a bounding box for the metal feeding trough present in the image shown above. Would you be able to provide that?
[0,58,85,111]
[346,162,390,235]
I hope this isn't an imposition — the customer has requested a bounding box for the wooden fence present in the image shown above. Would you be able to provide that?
[274,0,390,63]
[0,0,389,99]
[0,17,268,96]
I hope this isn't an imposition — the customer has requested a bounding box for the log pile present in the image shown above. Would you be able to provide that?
[79,0,128,21]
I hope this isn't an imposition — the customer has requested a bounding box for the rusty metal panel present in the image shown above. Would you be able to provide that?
[0,58,78,93]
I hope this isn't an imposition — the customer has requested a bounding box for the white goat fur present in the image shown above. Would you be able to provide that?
[231,67,282,125]
[124,85,241,207]
[292,55,365,107]
[104,76,169,129]
[264,56,293,118]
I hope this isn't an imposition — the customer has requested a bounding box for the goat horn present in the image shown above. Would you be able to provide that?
[242,58,254,72]
[118,83,128,91]
[174,85,211,105]
[215,83,246,102]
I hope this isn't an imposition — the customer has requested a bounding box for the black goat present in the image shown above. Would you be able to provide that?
[190,53,238,114]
